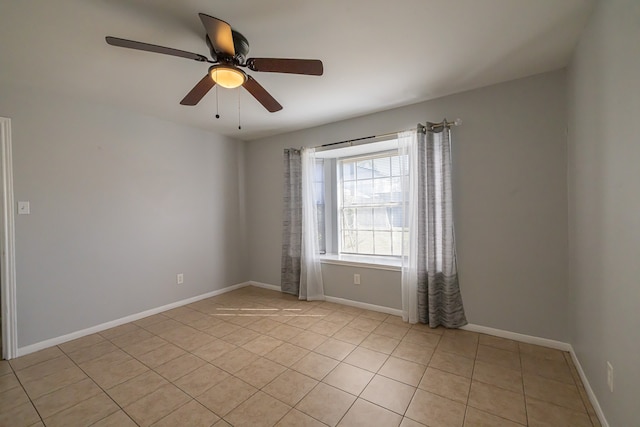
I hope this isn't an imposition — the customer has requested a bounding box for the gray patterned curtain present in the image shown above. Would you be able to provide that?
[416,124,467,327]
[281,148,302,295]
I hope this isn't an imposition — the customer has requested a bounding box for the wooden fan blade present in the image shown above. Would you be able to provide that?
[247,58,323,76]
[243,76,282,112]
[105,36,208,62]
[180,75,216,106]
[198,13,235,57]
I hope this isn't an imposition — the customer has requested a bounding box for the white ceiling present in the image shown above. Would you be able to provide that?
[0,0,594,140]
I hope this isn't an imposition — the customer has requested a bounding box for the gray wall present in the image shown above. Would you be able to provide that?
[1,86,247,348]
[246,70,569,341]
[567,0,640,425]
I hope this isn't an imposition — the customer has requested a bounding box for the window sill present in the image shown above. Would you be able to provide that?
[319,253,402,271]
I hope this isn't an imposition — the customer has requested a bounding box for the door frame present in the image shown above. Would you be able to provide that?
[1,117,17,359]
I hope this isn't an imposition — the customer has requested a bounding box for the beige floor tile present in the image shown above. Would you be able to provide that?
[288,330,328,350]
[226,314,262,327]
[443,329,479,341]
[333,326,370,345]
[348,317,383,333]
[168,330,217,352]
[248,318,283,334]
[66,340,120,364]
[359,310,389,321]
[134,313,169,328]
[121,336,167,357]
[0,372,20,393]
[405,389,466,427]
[402,330,442,347]
[292,352,339,380]
[33,377,102,418]
[242,335,285,356]
[314,338,356,361]
[400,417,427,427]
[418,367,471,403]
[196,376,257,416]
[521,353,574,385]
[84,357,149,389]
[268,324,305,341]
[0,385,31,412]
[436,336,478,359]
[219,327,261,346]
[154,353,206,382]
[323,363,374,395]
[526,396,591,426]
[429,350,474,378]
[15,356,76,383]
[523,374,586,412]
[325,311,356,326]
[235,357,288,388]
[296,383,357,427]
[144,319,183,335]
[392,341,435,365]
[378,356,426,387]
[478,334,519,353]
[110,328,154,348]
[286,315,321,329]
[58,334,107,354]
[100,323,142,340]
[263,369,319,406]
[205,321,242,338]
[44,393,119,427]
[276,409,326,427]
[0,401,41,427]
[212,347,259,374]
[264,342,310,367]
[133,343,187,368]
[373,322,410,339]
[308,320,345,336]
[468,381,527,425]
[174,363,230,397]
[518,343,565,361]
[360,333,401,354]
[192,338,237,362]
[472,360,523,394]
[151,400,220,427]
[463,406,524,426]
[10,347,65,372]
[107,370,169,407]
[0,360,12,376]
[88,410,138,427]
[476,345,521,371]
[124,383,191,426]
[338,398,402,427]
[21,366,88,400]
[226,391,292,427]
[344,347,389,372]
[361,375,416,414]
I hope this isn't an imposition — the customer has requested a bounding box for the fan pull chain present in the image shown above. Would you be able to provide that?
[238,89,242,130]
[215,81,220,119]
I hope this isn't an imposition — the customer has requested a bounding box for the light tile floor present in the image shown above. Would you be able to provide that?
[0,286,601,426]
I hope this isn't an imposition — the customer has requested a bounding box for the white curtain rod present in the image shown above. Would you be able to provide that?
[315,118,462,151]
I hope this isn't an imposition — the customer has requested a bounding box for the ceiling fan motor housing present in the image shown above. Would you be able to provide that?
[206,30,250,64]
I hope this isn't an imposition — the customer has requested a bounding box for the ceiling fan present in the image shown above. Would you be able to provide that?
[106,13,323,113]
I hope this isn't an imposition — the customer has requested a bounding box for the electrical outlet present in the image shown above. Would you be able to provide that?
[353,274,360,285]
[607,361,613,392]
[176,273,184,285]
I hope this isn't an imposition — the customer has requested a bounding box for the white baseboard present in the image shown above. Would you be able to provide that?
[569,347,609,427]
[16,282,252,358]
[247,281,281,292]
[324,296,403,317]
[460,323,572,351]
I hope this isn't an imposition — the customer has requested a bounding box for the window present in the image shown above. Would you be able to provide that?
[314,158,326,254]
[316,138,408,261]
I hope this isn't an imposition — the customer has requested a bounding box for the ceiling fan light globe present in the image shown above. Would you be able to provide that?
[210,66,246,89]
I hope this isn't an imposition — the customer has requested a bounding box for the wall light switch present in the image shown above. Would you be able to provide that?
[18,201,30,215]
